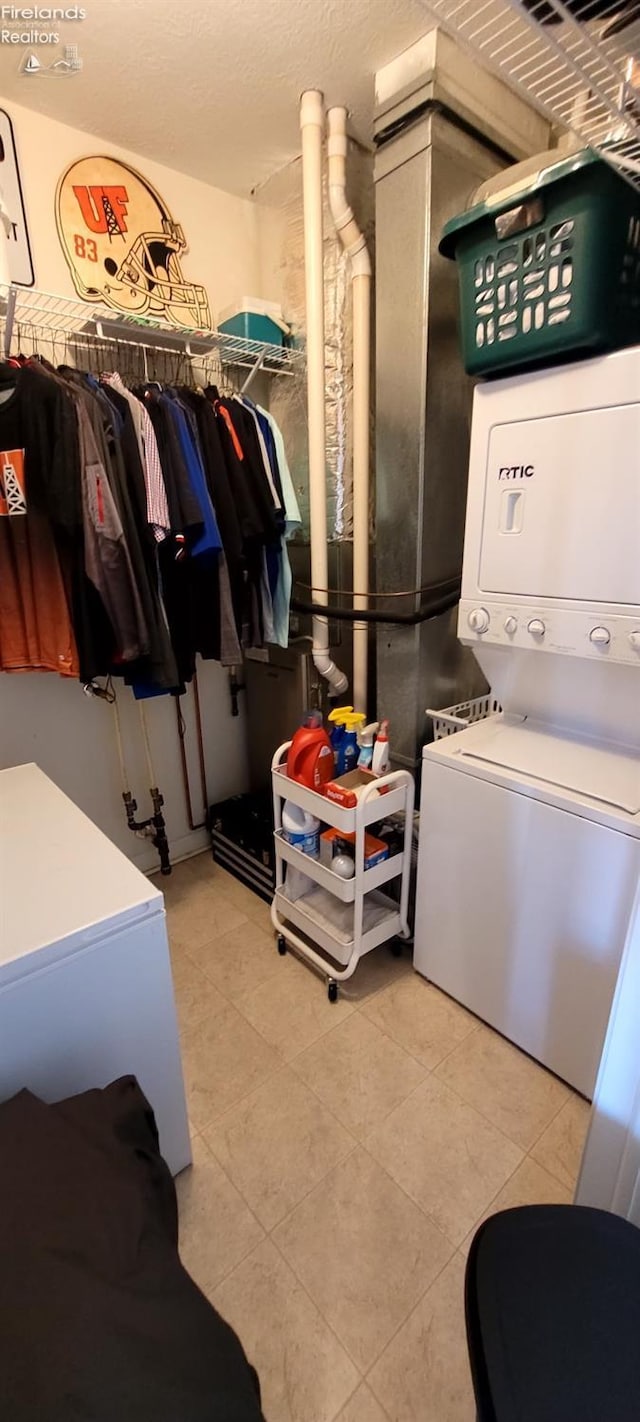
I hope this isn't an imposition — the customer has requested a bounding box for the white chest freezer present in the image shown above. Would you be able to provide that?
[414,719,640,1097]
[0,764,190,1174]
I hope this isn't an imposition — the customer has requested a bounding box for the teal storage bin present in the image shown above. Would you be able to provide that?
[439,149,640,377]
[218,310,287,347]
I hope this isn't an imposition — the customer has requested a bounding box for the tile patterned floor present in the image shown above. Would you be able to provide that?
[163,853,591,1422]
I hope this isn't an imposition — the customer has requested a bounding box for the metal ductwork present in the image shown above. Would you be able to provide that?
[374,28,551,769]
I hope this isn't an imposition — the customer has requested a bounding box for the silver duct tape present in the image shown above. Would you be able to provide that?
[325,238,350,539]
[267,174,352,542]
[261,144,373,547]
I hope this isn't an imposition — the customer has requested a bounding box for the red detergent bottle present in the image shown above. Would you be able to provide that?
[287,711,334,791]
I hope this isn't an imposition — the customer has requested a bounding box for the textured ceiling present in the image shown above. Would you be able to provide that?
[0,0,431,196]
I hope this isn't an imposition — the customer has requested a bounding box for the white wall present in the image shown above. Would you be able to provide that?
[4,94,284,319]
[0,97,287,869]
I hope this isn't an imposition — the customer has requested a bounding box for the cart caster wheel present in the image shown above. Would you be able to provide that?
[277,936,287,956]
[389,938,404,959]
[328,979,338,1003]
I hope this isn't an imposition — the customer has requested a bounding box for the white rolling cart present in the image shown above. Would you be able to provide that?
[270,741,414,1001]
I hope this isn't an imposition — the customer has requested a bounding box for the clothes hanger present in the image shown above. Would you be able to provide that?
[0,312,22,386]
[50,327,62,371]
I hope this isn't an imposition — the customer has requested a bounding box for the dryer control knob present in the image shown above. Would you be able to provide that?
[590,626,610,646]
[528,619,545,638]
[629,631,640,650]
[504,616,518,635]
[468,608,490,634]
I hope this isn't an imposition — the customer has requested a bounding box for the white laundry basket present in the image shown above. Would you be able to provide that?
[426,694,501,741]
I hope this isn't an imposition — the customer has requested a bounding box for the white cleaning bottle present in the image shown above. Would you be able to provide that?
[282,800,319,902]
[371,720,390,776]
[357,722,379,769]
[282,800,320,857]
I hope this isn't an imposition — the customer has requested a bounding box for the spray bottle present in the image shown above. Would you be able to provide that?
[357,722,379,770]
[371,719,390,776]
[339,712,366,774]
[328,706,353,768]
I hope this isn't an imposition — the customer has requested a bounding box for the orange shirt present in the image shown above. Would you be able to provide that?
[0,446,78,677]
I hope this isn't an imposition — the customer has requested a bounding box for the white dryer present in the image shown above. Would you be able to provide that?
[414,347,640,1095]
[458,344,640,747]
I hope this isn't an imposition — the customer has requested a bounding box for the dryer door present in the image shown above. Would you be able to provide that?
[479,403,640,606]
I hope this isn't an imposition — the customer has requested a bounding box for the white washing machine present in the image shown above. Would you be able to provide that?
[415,718,640,1096]
[414,347,640,1096]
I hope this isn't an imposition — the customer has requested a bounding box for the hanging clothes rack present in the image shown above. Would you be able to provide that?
[0,280,304,876]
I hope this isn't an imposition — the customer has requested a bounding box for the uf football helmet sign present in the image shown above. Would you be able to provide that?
[55,155,211,329]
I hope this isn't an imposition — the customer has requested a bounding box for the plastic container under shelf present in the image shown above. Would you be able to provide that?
[427,694,502,741]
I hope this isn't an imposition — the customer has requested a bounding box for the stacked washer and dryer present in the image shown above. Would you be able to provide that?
[414,338,640,1098]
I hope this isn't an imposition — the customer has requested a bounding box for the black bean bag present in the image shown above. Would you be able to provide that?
[0,1076,264,1421]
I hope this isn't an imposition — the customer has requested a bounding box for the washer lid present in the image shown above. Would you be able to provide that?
[458,720,640,815]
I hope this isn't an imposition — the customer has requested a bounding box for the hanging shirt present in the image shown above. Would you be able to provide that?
[256,406,302,535]
[141,391,203,534]
[0,368,79,676]
[240,403,278,649]
[235,396,285,643]
[224,398,284,647]
[234,396,282,512]
[255,407,285,508]
[74,400,149,664]
[104,373,170,542]
[178,389,244,627]
[0,504,79,676]
[63,371,179,690]
[162,392,222,558]
[256,407,302,650]
[222,399,280,543]
[217,551,242,666]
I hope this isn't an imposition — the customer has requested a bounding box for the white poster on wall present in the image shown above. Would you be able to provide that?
[0,111,34,287]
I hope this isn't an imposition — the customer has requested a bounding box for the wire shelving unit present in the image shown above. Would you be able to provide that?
[0,282,305,384]
[423,1,640,185]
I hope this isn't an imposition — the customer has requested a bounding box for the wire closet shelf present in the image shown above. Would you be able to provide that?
[0,282,305,383]
[423,0,640,186]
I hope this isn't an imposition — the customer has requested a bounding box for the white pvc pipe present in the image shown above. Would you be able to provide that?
[327,106,372,713]
[300,90,348,699]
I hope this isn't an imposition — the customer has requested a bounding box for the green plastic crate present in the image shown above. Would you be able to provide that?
[439,150,640,377]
